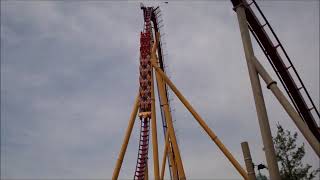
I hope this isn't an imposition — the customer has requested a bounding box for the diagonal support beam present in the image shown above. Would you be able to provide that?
[151,61,249,180]
[252,56,320,156]
[152,32,182,180]
[160,129,170,180]
[154,66,186,180]
[112,95,140,180]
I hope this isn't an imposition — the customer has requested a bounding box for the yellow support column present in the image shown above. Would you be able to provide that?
[112,95,140,180]
[151,62,249,180]
[161,130,170,180]
[154,65,186,180]
[167,139,179,180]
[151,67,160,180]
[152,32,181,180]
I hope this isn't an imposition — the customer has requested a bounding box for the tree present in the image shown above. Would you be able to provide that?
[273,123,319,180]
[256,173,268,180]
[256,163,268,180]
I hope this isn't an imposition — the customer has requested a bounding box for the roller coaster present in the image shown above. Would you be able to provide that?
[112,0,320,180]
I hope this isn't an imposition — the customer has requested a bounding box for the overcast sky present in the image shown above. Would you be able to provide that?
[1,0,319,179]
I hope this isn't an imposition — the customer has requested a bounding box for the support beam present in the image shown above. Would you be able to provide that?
[112,95,140,180]
[144,164,149,180]
[241,142,257,180]
[164,137,178,180]
[235,4,281,180]
[151,68,160,180]
[152,32,180,180]
[252,56,320,156]
[161,130,170,180]
[154,65,186,180]
[151,61,249,180]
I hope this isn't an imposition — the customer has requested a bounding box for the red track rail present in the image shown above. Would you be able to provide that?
[134,6,178,179]
[134,7,153,180]
[134,118,150,179]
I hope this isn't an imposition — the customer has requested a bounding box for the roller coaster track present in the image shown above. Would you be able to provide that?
[134,7,152,180]
[112,2,320,179]
[134,6,177,179]
[231,0,320,141]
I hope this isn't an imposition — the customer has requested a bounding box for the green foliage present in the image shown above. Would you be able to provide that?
[256,173,268,180]
[273,123,319,180]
